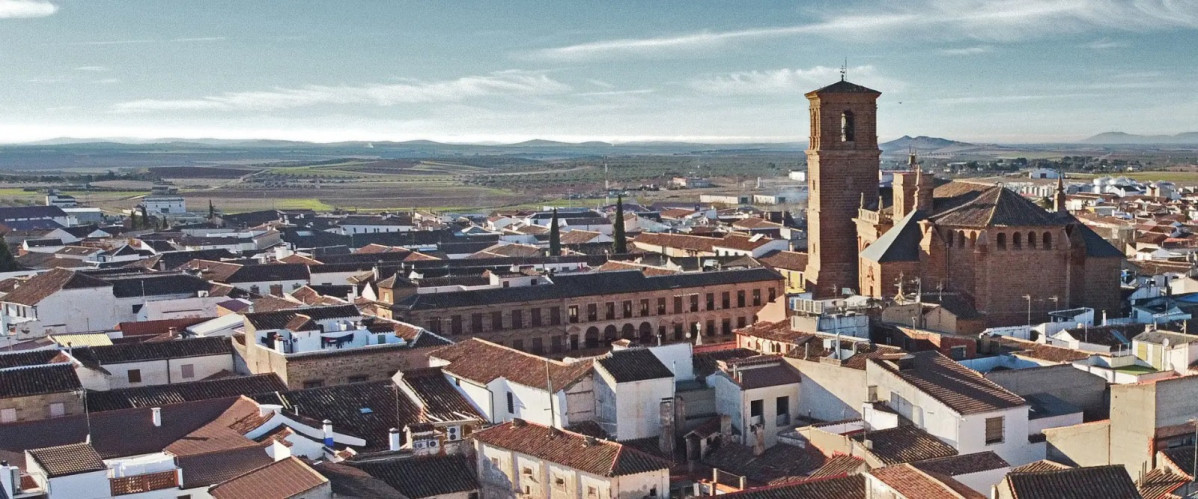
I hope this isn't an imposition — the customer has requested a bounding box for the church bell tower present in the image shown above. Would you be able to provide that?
[803,77,881,297]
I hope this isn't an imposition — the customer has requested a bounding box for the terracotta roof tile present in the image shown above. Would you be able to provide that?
[432,338,593,390]
[597,348,674,383]
[28,442,106,477]
[0,364,81,397]
[1138,468,1190,499]
[209,457,329,499]
[722,474,865,498]
[870,463,984,499]
[910,451,1009,476]
[807,454,866,478]
[850,425,958,465]
[1010,459,1071,473]
[1,268,110,306]
[757,250,808,271]
[1003,465,1139,499]
[349,455,479,498]
[871,351,1026,415]
[472,420,668,477]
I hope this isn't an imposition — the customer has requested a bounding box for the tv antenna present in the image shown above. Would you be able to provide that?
[840,58,847,81]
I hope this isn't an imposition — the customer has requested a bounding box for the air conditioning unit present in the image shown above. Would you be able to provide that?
[446,426,461,441]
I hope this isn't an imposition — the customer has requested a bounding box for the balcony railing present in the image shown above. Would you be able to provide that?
[110,470,178,496]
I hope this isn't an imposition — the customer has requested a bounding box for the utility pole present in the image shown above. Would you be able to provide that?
[1023,295,1032,329]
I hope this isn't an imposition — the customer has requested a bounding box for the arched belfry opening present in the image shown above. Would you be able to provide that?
[841,110,855,142]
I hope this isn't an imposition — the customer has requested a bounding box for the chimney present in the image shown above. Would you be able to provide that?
[151,407,162,427]
[896,354,916,370]
[719,414,732,439]
[388,428,401,452]
[322,419,334,447]
[511,418,526,428]
[659,398,675,457]
[583,436,597,447]
[0,460,16,499]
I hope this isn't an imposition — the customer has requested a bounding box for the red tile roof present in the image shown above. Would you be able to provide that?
[871,463,984,499]
[209,457,329,499]
[871,351,1026,415]
[472,420,669,477]
[431,338,592,390]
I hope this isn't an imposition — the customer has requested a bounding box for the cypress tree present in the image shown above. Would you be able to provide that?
[0,242,19,272]
[613,195,627,254]
[548,208,561,256]
[209,200,216,219]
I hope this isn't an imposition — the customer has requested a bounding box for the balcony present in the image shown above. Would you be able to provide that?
[110,470,179,496]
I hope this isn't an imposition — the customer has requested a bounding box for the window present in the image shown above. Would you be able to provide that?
[996,232,1007,250]
[451,315,463,335]
[303,380,324,389]
[689,295,699,312]
[841,110,855,142]
[348,375,368,383]
[127,369,142,383]
[132,304,143,314]
[950,345,967,360]
[531,338,544,354]
[657,297,666,315]
[706,293,715,310]
[491,311,504,331]
[738,316,747,328]
[776,396,790,425]
[753,289,762,306]
[674,323,684,341]
[722,291,731,309]
[512,310,523,329]
[471,313,484,333]
[985,416,1005,444]
[722,318,732,336]
[49,403,65,418]
[650,487,658,497]
[1043,232,1052,250]
[706,319,715,338]
[587,303,598,321]
[769,287,777,302]
[554,476,566,489]
[551,336,562,353]
[673,296,683,314]
[507,392,515,413]
[427,318,442,333]
[531,308,542,327]
[0,408,15,423]
[605,302,615,320]
[512,339,524,351]
[750,399,764,423]
[549,306,561,325]
[568,305,579,323]
[622,300,633,318]
[180,363,195,379]
[640,299,650,317]
[587,486,597,497]
[737,290,746,307]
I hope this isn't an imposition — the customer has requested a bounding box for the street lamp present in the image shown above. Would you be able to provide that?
[1023,295,1032,328]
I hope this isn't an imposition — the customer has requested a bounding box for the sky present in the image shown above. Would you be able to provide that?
[1,0,1197,144]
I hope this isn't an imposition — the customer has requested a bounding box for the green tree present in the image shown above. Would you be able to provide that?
[208,200,216,219]
[548,208,561,256]
[612,195,627,254]
[0,242,20,272]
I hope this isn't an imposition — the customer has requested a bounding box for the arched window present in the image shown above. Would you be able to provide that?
[841,110,855,142]
[997,232,1007,250]
[1043,232,1052,250]
[970,232,977,247]
[1013,232,1022,250]
[945,231,954,247]
[1028,231,1037,249]
[957,231,966,248]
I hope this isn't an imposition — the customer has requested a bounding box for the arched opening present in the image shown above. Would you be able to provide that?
[970,232,977,247]
[639,322,653,344]
[841,110,856,142]
[1043,232,1052,250]
[957,231,966,248]
[997,232,1007,250]
[1013,232,1022,250]
[603,325,618,343]
[673,323,684,341]
[1028,231,1037,249]
[620,323,635,340]
[945,231,954,247]
[584,327,600,349]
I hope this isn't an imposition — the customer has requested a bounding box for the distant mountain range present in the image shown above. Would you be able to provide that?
[1081,132,1198,145]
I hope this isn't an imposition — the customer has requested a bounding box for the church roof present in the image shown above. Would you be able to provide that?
[807,79,880,96]
[929,186,1059,227]
[861,209,926,263]
[1074,220,1124,258]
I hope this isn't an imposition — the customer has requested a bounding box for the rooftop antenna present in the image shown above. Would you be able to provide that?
[840,58,847,81]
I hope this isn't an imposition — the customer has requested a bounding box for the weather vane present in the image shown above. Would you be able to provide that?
[840,58,847,81]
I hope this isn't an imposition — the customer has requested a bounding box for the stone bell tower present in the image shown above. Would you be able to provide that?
[803,77,881,297]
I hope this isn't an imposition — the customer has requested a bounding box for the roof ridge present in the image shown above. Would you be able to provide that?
[900,463,968,498]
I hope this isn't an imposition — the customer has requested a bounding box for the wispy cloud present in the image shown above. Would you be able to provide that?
[690,65,903,95]
[0,0,57,19]
[73,37,224,46]
[527,0,1198,60]
[113,70,571,113]
[941,46,992,56]
[1080,38,1129,49]
[74,66,109,72]
[929,93,1103,105]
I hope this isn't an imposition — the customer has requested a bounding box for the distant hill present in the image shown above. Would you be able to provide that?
[880,135,975,153]
[1082,132,1198,145]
